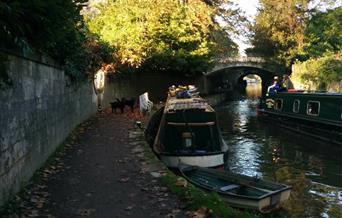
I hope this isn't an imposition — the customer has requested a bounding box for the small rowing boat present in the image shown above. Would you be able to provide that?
[179,165,292,213]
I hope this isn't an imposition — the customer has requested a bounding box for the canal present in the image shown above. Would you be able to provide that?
[216,83,342,217]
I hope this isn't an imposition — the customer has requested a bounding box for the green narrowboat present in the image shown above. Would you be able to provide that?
[258,91,342,145]
[145,86,228,168]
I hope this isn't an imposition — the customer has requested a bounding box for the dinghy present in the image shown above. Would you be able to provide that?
[179,165,292,213]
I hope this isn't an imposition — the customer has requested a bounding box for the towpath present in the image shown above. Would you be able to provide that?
[4,110,187,218]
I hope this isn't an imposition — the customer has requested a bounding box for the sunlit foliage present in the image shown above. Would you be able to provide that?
[246,0,310,68]
[247,0,342,92]
[291,7,342,91]
[86,0,238,75]
[292,53,342,91]
[302,7,342,58]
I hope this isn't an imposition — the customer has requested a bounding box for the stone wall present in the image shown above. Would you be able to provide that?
[0,50,218,206]
[0,51,98,206]
[102,72,197,108]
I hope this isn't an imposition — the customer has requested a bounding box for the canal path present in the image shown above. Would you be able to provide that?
[3,112,187,218]
[216,84,342,218]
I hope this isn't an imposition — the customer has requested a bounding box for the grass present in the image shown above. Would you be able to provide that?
[158,169,289,218]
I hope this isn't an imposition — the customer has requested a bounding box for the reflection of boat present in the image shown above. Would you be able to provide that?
[258,91,342,145]
[180,165,292,213]
[145,86,228,168]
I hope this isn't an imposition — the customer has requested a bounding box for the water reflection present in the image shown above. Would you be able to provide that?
[216,84,342,217]
[245,82,262,99]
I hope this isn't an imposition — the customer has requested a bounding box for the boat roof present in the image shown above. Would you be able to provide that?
[269,91,342,97]
[165,95,213,113]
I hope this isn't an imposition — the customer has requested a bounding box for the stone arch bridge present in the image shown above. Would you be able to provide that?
[200,57,287,94]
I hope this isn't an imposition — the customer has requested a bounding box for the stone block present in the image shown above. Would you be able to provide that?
[0,52,107,207]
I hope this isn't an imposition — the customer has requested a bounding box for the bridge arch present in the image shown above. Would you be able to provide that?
[201,57,287,94]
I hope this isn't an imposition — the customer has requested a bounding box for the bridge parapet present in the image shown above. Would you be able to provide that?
[217,56,266,64]
[206,56,285,76]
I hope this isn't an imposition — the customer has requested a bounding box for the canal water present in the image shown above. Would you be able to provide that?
[216,83,342,217]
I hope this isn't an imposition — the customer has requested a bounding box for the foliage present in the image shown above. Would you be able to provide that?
[302,7,342,58]
[0,0,113,81]
[246,0,311,68]
[86,0,238,75]
[247,0,341,72]
[0,0,85,56]
[291,53,342,91]
[64,33,115,81]
[203,0,248,35]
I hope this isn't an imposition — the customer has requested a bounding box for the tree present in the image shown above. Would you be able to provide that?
[246,0,310,68]
[302,7,342,58]
[291,7,341,91]
[0,0,113,81]
[291,53,342,91]
[86,0,238,75]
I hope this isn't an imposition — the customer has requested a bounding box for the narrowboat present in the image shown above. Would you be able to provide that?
[258,91,342,145]
[145,86,228,168]
[179,165,292,213]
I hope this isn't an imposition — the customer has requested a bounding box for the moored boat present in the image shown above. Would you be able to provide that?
[145,85,228,168]
[179,165,292,213]
[258,91,342,145]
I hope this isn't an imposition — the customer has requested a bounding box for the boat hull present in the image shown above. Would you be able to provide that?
[149,93,228,168]
[179,166,292,213]
[258,92,342,145]
[159,152,225,168]
[258,109,342,145]
[222,188,291,213]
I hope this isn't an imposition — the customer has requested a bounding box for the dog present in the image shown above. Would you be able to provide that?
[110,98,125,113]
[110,97,135,113]
[124,97,135,112]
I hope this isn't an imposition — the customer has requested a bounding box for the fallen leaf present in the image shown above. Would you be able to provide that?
[36,202,44,208]
[77,208,96,216]
[175,178,188,187]
[188,207,212,218]
[141,187,149,191]
[125,206,133,211]
[119,177,130,182]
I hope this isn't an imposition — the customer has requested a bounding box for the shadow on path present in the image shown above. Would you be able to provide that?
[5,112,186,218]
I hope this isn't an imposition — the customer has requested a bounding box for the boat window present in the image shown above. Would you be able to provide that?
[163,125,221,153]
[293,99,300,113]
[274,99,283,110]
[307,101,320,116]
[182,132,193,148]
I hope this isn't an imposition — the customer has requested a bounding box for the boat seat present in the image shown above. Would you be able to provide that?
[220,184,240,192]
